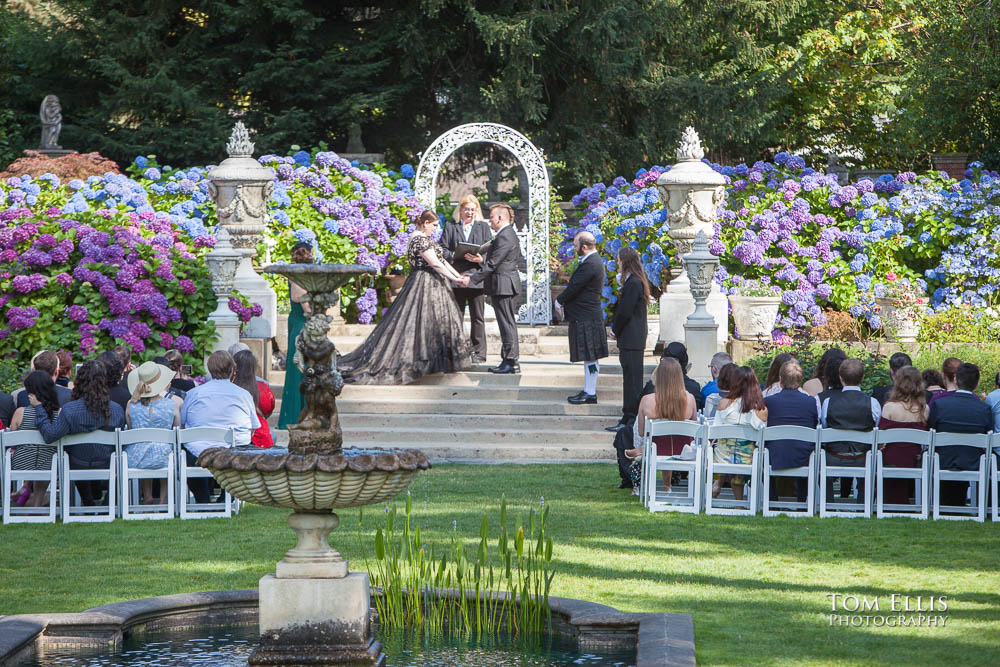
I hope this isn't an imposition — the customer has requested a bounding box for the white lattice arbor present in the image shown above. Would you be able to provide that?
[414,123,551,325]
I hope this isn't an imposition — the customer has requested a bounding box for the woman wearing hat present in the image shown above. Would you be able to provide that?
[125,361,182,505]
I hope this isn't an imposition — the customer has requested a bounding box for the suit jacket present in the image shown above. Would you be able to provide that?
[557,252,605,321]
[765,389,819,469]
[927,391,993,470]
[469,224,522,297]
[0,392,13,427]
[611,275,647,350]
[440,219,493,278]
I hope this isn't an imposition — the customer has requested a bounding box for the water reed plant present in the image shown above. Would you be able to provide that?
[359,493,555,638]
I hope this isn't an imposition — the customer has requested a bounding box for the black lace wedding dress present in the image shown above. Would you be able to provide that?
[338,234,473,385]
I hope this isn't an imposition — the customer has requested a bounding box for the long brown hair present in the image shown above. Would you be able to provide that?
[887,366,926,416]
[764,353,794,388]
[653,357,689,420]
[728,365,766,413]
[616,247,651,304]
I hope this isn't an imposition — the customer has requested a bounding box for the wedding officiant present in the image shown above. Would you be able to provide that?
[441,194,492,364]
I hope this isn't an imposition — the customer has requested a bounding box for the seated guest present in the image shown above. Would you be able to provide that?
[872,352,912,406]
[108,345,134,410]
[56,350,74,388]
[233,349,275,449]
[764,360,820,503]
[0,390,13,428]
[624,357,697,493]
[32,361,126,506]
[928,357,961,407]
[922,369,947,400]
[165,349,196,392]
[986,369,1000,435]
[820,358,880,499]
[803,347,846,396]
[642,342,704,412]
[15,350,72,408]
[180,351,260,503]
[928,362,992,507]
[878,366,930,505]
[9,371,61,507]
[703,362,737,421]
[701,352,733,401]
[711,366,767,500]
[762,353,795,398]
[817,353,847,406]
[124,361,182,505]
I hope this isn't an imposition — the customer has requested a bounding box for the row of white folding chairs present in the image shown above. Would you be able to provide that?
[1,426,237,523]
[639,419,1000,522]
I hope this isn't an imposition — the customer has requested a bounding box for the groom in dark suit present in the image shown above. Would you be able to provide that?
[467,203,523,374]
[440,197,493,363]
[555,231,608,404]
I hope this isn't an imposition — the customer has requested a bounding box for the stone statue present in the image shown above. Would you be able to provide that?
[289,313,345,454]
[676,126,705,162]
[39,95,63,150]
[345,122,365,153]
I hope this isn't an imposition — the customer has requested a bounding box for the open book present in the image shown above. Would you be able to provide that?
[453,239,492,260]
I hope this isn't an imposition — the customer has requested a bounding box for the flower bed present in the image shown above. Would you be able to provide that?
[562,157,1000,340]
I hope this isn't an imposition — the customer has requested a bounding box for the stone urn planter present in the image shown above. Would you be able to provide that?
[729,295,781,340]
[386,273,406,303]
[876,298,919,343]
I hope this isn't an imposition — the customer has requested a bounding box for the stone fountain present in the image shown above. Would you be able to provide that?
[197,263,430,666]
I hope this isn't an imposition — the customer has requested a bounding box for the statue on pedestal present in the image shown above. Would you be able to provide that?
[39,95,62,150]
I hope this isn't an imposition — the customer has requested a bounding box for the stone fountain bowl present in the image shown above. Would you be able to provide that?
[259,262,376,294]
[196,447,430,511]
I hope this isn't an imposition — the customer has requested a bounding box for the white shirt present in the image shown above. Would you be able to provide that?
[180,379,260,456]
[462,221,474,241]
[820,386,881,428]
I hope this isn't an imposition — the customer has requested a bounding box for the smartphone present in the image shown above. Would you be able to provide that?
[74,363,82,375]
[181,364,192,376]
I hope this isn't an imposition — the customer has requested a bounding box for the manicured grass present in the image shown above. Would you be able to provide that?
[2,464,999,665]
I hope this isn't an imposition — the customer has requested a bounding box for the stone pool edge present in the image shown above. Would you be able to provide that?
[0,589,695,667]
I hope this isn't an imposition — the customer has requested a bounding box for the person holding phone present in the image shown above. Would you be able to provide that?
[164,349,196,392]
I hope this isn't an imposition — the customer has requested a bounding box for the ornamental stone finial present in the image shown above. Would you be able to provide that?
[226,122,255,158]
[676,126,704,162]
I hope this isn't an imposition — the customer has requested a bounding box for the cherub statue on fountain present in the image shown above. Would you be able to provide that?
[288,310,345,455]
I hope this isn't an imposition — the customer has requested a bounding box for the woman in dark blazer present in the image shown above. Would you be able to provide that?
[608,247,649,432]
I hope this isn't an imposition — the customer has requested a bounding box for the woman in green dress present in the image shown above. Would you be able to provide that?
[277,242,312,429]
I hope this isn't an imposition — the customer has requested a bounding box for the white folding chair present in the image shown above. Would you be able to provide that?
[2,430,58,524]
[932,431,990,522]
[60,430,119,523]
[818,428,877,518]
[705,423,763,516]
[991,433,1000,523]
[119,428,176,520]
[762,425,819,517]
[642,420,705,513]
[177,427,235,519]
[875,428,932,519]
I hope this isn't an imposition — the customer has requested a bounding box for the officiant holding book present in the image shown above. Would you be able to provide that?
[441,194,493,363]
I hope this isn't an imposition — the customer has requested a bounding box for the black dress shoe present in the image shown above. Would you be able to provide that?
[568,390,586,401]
[568,393,597,405]
[605,423,627,433]
[489,360,520,374]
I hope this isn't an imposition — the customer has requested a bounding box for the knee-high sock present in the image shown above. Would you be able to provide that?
[584,360,600,395]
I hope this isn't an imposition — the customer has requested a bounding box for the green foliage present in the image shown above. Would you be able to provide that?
[918,307,1000,344]
[362,493,553,637]
[746,342,890,393]
[0,357,23,394]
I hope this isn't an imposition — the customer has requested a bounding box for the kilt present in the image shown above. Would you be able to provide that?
[567,319,609,362]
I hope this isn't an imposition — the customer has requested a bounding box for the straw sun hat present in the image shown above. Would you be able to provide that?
[127,361,176,399]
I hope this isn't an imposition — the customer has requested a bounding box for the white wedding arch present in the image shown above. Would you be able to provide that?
[414,123,551,325]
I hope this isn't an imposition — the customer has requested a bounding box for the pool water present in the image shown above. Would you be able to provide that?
[21,625,636,667]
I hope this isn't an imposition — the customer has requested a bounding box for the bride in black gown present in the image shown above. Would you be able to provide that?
[338,210,473,385]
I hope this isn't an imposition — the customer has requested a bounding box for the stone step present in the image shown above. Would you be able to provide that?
[338,383,623,402]
[269,430,614,462]
[336,398,622,417]
[338,412,613,431]
[342,425,610,445]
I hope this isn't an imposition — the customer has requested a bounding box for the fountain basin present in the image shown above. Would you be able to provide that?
[196,447,431,511]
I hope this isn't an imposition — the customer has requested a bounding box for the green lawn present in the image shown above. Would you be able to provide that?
[2,464,998,666]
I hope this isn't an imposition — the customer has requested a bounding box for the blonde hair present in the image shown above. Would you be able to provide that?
[452,194,484,223]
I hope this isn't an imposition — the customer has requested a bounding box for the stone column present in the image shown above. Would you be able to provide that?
[203,227,242,354]
[207,122,278,338]
[683,231,720,384]
[655,127,728,348]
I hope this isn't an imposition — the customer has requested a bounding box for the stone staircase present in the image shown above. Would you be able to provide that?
[267,324,657,462]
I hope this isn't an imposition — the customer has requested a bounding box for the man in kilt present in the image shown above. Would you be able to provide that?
[555,231,609,404]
